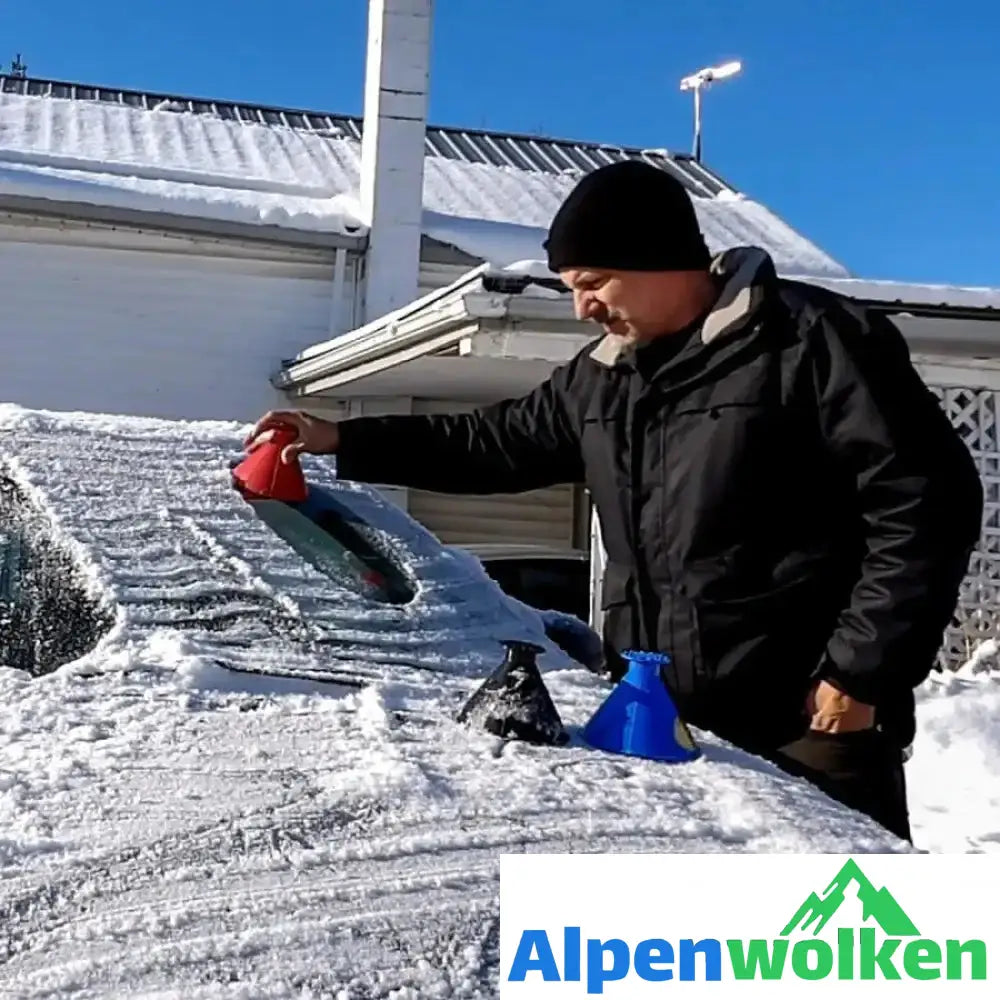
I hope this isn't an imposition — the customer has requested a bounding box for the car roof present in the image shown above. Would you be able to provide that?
[0,408,574,683]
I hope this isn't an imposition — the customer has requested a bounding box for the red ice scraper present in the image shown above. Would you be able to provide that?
[232,426,308,502]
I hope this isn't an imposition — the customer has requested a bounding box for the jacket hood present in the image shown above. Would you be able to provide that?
[589,246,778,368]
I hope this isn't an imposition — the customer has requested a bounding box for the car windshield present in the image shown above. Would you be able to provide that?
[0,477,114,675]
[246,493,415,605]
[0,527,23,602]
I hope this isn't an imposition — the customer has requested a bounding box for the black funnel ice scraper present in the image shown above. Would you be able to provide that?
[457,640,568,746]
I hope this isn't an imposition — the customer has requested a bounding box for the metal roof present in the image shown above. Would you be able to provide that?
[0,73,733,199]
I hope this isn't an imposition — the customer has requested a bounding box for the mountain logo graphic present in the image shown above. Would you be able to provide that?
[781,858,920,937]
[506,855,990,988]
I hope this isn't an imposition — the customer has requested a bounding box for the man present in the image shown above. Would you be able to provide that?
[247,160,983,841]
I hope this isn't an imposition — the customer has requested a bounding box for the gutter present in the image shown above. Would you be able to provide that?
[482,272,1000,323]
[0,192,367,253]
[275,294,500,395]
[852,300,1000,323]
[274,264,502,392]
[273,264,602,394]
[274,264,1000,396]
[786,274,1000,322]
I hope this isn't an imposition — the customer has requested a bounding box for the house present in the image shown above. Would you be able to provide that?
[0,50,850,543]
[1,0,998,665]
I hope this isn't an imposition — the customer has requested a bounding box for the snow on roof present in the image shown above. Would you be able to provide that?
[0,81,849,278]
[797,275,1000,312]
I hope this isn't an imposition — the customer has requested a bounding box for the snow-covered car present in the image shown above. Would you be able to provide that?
[0,405,919,998]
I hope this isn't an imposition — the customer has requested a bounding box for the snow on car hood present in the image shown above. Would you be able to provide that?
[0,405,910,999]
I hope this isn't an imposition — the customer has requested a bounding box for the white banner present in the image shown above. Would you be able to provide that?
[500,854,999,998]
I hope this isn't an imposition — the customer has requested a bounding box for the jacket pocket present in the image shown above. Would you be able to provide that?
[671,399,766,418]
[687,548,842,695]
[581,400,627,477]
[686,546,838,606]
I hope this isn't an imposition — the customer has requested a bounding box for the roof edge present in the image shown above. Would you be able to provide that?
[0,191,367,252]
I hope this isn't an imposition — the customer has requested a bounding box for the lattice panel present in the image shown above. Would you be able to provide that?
[929,385,1000,667]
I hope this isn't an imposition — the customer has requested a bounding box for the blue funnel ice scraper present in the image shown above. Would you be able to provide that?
[583,650,701,763]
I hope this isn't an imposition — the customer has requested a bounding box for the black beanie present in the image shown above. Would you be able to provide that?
[544,160,710,273]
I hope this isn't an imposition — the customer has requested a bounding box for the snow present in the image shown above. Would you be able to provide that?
[0,162,365,236]
[0,403,997,996]
[502,259,556,280]
[794,274,1000,311]
[0,91,849,278]
[423,212,552,270]
[909,664,1000,853]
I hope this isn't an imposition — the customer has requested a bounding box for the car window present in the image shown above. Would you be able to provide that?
[0,528,23,602]
[0,476,114,675]
[480,557,590,621]
[246,490,415,605]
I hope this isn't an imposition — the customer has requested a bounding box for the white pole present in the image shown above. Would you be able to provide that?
[680,60,742,164]
[589,499,606,634]
[693,84,703,161]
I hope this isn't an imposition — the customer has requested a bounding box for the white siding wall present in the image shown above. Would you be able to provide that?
[0,222,347,423]
[407,484,578,546]
[408,397,578,545]
[418,259,476,297]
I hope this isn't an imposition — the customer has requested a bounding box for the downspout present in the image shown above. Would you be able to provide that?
[327,246,348,338]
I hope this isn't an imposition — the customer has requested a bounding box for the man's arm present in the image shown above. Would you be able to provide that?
[807,304,983,705]
[333,354,586,494]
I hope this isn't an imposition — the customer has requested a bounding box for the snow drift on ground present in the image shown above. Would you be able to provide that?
[0,404,996,997]
[909,657,1000,853]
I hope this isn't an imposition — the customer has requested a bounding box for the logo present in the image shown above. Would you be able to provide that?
[733,858,981,984]
[500,854,995,996]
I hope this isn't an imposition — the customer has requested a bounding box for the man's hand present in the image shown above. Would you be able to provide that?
[244,410,340,465]
[806,679,876,733]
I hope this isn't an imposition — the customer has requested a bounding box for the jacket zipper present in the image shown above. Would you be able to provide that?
[631,383,683,696]
[628,386,655,651]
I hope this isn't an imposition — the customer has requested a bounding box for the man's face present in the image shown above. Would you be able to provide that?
[559,267,687,343]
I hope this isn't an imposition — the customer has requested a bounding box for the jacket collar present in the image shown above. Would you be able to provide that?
[588,246,777,369]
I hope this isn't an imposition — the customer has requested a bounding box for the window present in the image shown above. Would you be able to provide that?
[0,527,23,602]
[0,476,114,675]
[479,557,590,621]
[245,486,415,606]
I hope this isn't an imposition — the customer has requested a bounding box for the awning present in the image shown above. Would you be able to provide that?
[275,265,1000,398]
[272,265,595,396]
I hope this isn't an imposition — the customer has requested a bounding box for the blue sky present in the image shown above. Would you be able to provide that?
[3,0,996,286]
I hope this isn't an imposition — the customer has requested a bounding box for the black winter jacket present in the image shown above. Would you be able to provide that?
[337,248,983,750]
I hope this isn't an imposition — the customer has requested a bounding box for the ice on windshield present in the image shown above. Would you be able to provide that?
[247,494,417,606]
[0,474,114,675]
